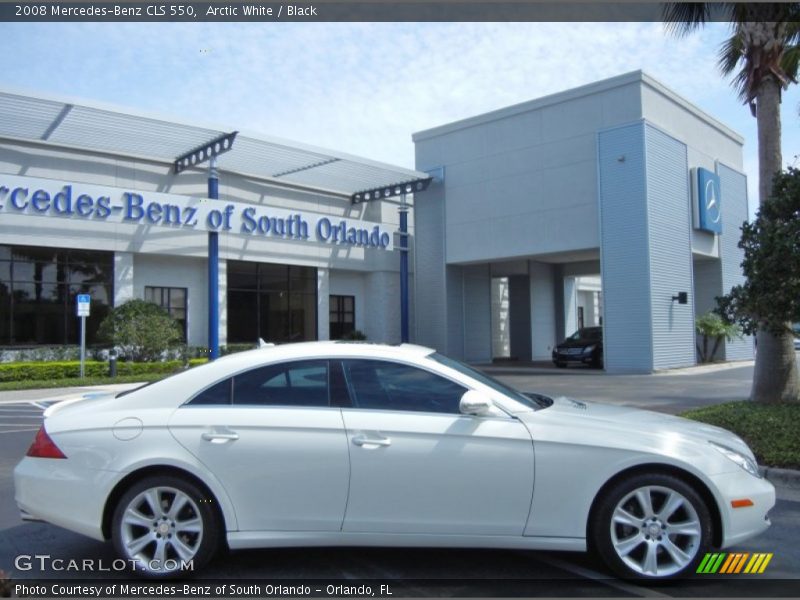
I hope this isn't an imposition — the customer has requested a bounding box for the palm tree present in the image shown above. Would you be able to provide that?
[664,3,800,403]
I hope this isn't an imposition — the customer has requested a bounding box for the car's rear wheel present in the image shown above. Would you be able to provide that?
[112,475,220,577]
[591,473,711,579]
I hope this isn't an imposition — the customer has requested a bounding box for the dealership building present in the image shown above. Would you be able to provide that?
[412,70,752,372]
[0,89,430,353]
[0,71,753,372]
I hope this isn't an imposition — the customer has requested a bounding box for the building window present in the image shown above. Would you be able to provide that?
[144,286,188,341]
[0,244,113,346]
[329,295,355,340]
[577,306,585,330]
[227,261,317,344]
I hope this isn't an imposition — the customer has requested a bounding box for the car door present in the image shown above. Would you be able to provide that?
[338,359,534,536]
[168,359,349,532]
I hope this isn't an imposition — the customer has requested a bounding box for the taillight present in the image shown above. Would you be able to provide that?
[26,426,66,459]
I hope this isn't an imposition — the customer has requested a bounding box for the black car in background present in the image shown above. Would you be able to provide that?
[552,326,603,368]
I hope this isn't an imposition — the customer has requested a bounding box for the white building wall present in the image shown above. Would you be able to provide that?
[364,270,402,344]
[0,140,404,276]
[132,254,208,347]
[114,252,135,305]
[317,268,330,341]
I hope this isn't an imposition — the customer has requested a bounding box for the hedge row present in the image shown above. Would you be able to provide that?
[0,359,207,383]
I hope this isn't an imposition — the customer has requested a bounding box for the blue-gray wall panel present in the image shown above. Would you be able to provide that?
[598,122,653,372]
[644,124,696,369]
[718,164,754,360]
[413,184,448,352]
[446,265,465,359]
[463,264,492,362]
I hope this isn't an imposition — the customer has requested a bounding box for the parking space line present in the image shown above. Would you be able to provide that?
[0,427,39,433]
[539,555,671,598]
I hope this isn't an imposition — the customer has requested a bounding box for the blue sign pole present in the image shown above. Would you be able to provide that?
[399,194,409,343]
[208,157,220,360]
[76,294,91,378]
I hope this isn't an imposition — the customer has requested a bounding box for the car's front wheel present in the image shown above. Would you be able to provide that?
[112,475,221,577]
[591,473,712,579]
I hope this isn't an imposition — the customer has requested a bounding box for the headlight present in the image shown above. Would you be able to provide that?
[583,345,596,353]
[710,441,761,478]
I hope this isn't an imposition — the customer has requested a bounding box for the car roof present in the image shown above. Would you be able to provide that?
[117,341,438,408]
[220,341,435,361]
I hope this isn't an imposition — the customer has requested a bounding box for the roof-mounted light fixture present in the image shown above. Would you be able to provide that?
[352,177,432,204]
[174,131,238,174]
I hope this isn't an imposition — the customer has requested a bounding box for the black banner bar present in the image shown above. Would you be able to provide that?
[0,1,729,23]
[8,577,800,598]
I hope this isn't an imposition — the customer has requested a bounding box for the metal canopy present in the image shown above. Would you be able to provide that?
[0,88,430,198]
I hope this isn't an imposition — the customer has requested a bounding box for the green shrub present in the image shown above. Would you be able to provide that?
[341,330,367,341]
[695,312,741,363]
[221,343,258,355]
[98,299,183,362]
[0,359,207,383]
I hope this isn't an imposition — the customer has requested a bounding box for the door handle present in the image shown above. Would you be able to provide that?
[352,434,391,447]
[201,431,239,443]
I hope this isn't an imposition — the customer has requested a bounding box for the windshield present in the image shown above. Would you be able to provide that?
[427,352,551,410]
[568,328,602,342]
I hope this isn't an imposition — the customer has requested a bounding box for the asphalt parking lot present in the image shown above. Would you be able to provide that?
[0,363,797,598]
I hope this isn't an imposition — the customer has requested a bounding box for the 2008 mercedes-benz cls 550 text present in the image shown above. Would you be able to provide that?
[14,342,774,579]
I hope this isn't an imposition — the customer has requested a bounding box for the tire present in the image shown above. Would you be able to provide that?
[590,473,712,580]
[112,475,221,577]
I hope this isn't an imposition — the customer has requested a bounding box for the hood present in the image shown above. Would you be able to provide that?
[523,396,754,460]
[556,339,600,349]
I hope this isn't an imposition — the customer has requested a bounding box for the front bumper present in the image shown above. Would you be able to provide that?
[710,468,775,548]
[552,350,595,364]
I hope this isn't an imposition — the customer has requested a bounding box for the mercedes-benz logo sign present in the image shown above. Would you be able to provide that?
[705,180,721,224]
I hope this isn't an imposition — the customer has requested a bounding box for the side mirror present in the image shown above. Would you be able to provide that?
[459,390,494,416]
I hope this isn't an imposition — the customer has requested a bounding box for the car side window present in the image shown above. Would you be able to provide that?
[233,360,329,407]
[341,359,466,414]
[188,378,232,405]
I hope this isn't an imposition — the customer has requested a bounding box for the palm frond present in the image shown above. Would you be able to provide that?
[662,2,711,36]
[718,32,744,76]
[730,69,751,106]
[784,15,800,47]
[781,45,800,82]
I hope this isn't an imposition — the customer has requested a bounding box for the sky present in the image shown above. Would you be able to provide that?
[2,21,800,218]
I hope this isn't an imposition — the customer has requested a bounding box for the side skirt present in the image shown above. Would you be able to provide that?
[227,531,586,552]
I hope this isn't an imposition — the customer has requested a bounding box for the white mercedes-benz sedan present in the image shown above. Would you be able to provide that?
[15,342,774,579]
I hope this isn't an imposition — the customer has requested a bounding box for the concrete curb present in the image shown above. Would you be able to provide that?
[760,466,800,489]
[653,360,755,376]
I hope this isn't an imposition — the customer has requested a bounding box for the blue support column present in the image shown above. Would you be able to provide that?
[208,157,220,360]
[399,195,409,343]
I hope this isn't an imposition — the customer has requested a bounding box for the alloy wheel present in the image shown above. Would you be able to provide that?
[609,484,702,577]
[119,485,204,574]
